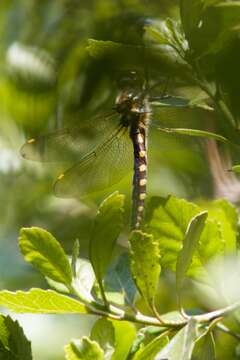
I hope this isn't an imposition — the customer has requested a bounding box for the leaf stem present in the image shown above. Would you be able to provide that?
[216,323,240,341]
[201,81,236,128]
[98,279,109,308]
[194,301,240,323]
[192,62,237,128]
[151,302,166,325]
[70,280,240,330]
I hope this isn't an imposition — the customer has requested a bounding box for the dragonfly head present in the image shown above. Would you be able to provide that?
[115,92,134,113]
[115,90,149,117]
[115,92,147,118]
[115,71,149,121]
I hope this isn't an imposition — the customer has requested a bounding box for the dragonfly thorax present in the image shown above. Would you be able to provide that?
[115,91,151,129]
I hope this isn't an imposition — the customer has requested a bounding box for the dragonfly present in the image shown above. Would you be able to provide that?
[20,72,211,229]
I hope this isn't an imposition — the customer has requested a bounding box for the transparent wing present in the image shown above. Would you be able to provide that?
[149,104,218,155]
[20,111,116,164]
[54,126,133,198]
[151,105,210,129]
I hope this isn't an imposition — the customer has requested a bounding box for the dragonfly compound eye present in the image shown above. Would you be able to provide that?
[115,98,133,114]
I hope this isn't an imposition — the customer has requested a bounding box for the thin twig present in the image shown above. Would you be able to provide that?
[70,280,240,329]
[216,323,240,341]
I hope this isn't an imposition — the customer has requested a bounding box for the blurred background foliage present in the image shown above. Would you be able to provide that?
[0,0,239,359]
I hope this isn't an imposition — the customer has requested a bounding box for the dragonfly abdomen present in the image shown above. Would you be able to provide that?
[131,125,148,229]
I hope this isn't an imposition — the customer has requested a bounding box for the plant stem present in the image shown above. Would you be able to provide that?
[194,301,240,323]
[151,302,166,325]
[205,86,236,128]
[98,279,109,308]
[186,55,237,128]
[216,323,240,341]
[70,281,240,329]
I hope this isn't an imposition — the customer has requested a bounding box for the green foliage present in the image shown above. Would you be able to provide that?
[65,320,136,360]
[6,43,56,93]
[111,321,136,360]
[65,337,104,360]
[145,18,186,53]
[176,211,208,294]
[231,164,240,174]
[91,319,115,359]
[72,258,96,302]
[157,127,229,143]
[193,332,216,360]
[2,0,240,359]
[90,318,137,360]
[132,333,169,360]
[145,195,236,281]
[0,315,32,360]
[104,253,136,305]
[203,198,237,252]
[129,231,161,311]
[19,227,73,286]
[89,192,124,300]
[156,319,198,360]
[0,289,87,314]
[1,190,240,359]
[182,1,240,57]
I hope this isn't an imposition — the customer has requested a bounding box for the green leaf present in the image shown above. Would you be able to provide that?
[91,318,115,360]
[133,333,169,360]
[45,277,70,294]
[145,196,226,282]
[65,337,104,360]
[145,22,171,46]
[6,42,56,93]
[193,332,215,360]
[146,196,200,269]
[19,227,72,286]
[104,292,125,306]
[214,199,238,230]
[176,212,208,293]
[0,288,87,314]
[152,97,190,108]
[73,258,96,302]
[201,199,237,252]
[89,313,136,360]
[157,127,228,143]
[111,321,136,360]
[47,257,96,301]
[145,18,187,60]
[155,318,198,360]
[72,239,80,277]
[128,326,165,358]
[186,2,240,56]
[87,39,130,59]
[202,257,240,307]
[160,311,186,323]
[0,316,9,349]
[104,253,136,306]
[89,192,124,290]
[86,39,146,70]
[86,38,188,78]
[231,164,240,174]
[129,230,161,309]
[152,95,214,112]
[203,0,222,8]
[0,315,32,360]
[180,0,203,41]
[145,19,181,47]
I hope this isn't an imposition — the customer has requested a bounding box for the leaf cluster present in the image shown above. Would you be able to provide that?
[1,1,240,359]
[0,191,238,359]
